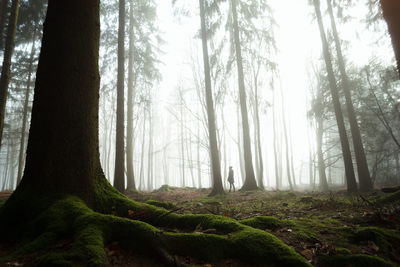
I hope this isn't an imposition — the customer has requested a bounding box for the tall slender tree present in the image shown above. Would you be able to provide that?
[313,0,357,193]
[0,0,8,49]
[113,0,125,193]
[0,0,20,150]
[231,0,257,190]
[327,0,372,191]
[199,0,224,196]
[126,0,135,191]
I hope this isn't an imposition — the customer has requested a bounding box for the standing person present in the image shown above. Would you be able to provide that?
[228,166,235,192]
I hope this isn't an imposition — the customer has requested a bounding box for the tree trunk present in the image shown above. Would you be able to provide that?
[231,0,257,191]
[272,86,281,190]
[113,0,125,193]
[327,0,372,191]
[17,0,102,203]
[280,87,293,190]
[0,0,8,50]
[237,101,245,183]
[313,0,357,193]
[0,0,20,150]
[380,0,400,77]
[199,0,224,196]
[316,116,329,191]
[126,0,136,191]
[17,22,38,185]
[197,118,202,188]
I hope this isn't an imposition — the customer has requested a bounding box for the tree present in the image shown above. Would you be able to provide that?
[0,0,20,150]
[0,2,311,266]
[126,0,135,191]
[313,0,358,193]
[380,0,400,77]
[113,0,125,193]
[0,0,8,49]
[199,0,224,196]
[327,0,373,191]
[231,0,257,191]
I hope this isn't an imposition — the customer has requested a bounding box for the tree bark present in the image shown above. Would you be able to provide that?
[199,0,224,196]
[0,0,20,151]
[0,0,8,50]
[380,0,400,78]
[231,0,257,191]
[327,0,372,191]
[113,0,126,193]
[313,0,357,193]
[126,0,136,191]
[17,0,102,203]
[17,21,38,185]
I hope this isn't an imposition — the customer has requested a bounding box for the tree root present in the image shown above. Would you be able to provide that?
[0,177,311,266]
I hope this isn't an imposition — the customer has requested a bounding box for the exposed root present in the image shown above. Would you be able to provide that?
[0,177,311,266]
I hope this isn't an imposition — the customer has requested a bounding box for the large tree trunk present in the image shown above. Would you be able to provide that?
[199,0,224,196]
[327,0,372,191]
[17,0,102,202]
[113,0,125,193]
[126,0,136,191]
[0,0,20,150]
[313,0,357,193]
[380,0,400,77]
[231,0,257,191]
[17,22,38,184]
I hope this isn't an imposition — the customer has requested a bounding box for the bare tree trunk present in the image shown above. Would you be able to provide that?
[197,118,202,188]
[288,125,296,187]
[106,97,115,180]
[231,0,257,190]
[313,0,357,193]
[147,105,153,191]
[0,0,20,150]
[316,116,329,191]
[272,86,281,190]
[237,101,245,183]
[113,0,126,193]
[17,22,38,185]
[380,0,400,77]
[139,108,146,191]
[327,0,372,191]
[126,0,136,191]
[179,91,185,188]
[280,86,293,190]
[199,0,223,195]
[0,0,8,49]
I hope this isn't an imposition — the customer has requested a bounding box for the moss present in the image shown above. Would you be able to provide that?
[240,216,295,231]
[376,190,400,205]
[1,177,312,266]
[335,248,352,255]
[353,227,400,253]
[272,191,297,200]
[145,199,176,210]
[318,254,394,267]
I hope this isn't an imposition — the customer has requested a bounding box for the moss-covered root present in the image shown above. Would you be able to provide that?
[318,254,395,267]
[93,177,311,266]
[1,177,311,266]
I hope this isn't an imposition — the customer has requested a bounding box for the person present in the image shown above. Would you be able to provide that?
[228,166,235,192]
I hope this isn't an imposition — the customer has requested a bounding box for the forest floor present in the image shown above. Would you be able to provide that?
[1,187,400,266]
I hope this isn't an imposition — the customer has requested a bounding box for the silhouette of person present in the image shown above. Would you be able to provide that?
[228,166,235,192]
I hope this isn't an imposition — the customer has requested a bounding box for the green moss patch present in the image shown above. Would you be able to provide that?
[318,253,394,267]
[241,216,295,231]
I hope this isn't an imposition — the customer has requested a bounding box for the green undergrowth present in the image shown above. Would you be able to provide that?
[145,199,177,210]
[376,190,400,205]
[241,216,295,231]
[0,177,311,266]
[318,253,394,267]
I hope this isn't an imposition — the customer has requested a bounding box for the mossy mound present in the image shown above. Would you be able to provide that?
[352,227,400,253]
[318,253,394,267]
[376,190,400,205]
[153,184,177,193]
[241,216,295,231]
[0,177,311,266]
